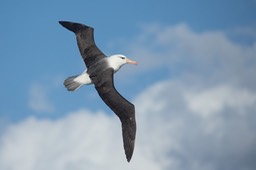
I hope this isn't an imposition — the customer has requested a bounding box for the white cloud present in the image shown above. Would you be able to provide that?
[185,85,256,117]
[1,80,256,170]
[28,84,55,113]
[134,80,256,170]
[0,109,162,170]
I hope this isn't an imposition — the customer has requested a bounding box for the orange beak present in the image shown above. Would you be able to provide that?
[126,58,138,65]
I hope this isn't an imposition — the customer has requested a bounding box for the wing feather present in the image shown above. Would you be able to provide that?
[59,21,106,68]
[91,68,136,162]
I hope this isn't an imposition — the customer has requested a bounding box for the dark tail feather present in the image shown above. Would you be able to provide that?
[59,21,90,33]
[64,75,82,91]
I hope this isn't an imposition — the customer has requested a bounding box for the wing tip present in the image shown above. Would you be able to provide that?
[58,21,91,33]
[121,115,136,162]
[124,139,135,162]
[127,157,131,162]
[126,153,133,162]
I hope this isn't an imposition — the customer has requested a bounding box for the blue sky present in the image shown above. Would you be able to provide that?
[0,0,255,120]
[0,0,256,170]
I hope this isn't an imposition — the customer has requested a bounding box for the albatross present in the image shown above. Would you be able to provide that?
[59,21,137,162]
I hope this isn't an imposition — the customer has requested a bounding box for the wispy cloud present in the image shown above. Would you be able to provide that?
[28,84,55,113]
[124,23,256,86]
[228,25,256,44]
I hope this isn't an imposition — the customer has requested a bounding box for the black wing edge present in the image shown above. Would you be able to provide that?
[58,21,105,68]
[121,111,136,162]
[59,21,92,33]
[92,68,136,162]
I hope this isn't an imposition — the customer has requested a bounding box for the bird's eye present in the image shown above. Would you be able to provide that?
[120,56,125,60]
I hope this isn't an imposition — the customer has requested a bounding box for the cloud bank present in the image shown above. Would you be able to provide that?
[1,23,256,170]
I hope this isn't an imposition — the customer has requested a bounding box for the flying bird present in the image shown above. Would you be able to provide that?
[59,21,137,162]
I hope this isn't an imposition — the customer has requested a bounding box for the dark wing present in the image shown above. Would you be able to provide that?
[90,68,136,162]
[59,21,106,68]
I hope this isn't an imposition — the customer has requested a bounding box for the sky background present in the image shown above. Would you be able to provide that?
[0,0,256,170]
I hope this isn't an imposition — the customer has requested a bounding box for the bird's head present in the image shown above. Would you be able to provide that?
[108,54,138,71]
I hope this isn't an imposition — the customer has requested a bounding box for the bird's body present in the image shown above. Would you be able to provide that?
[64,54,132,91]
[59,21,137,162]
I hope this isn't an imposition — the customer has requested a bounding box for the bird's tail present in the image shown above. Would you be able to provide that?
[59,21,90,33]
[64,75,83,91]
